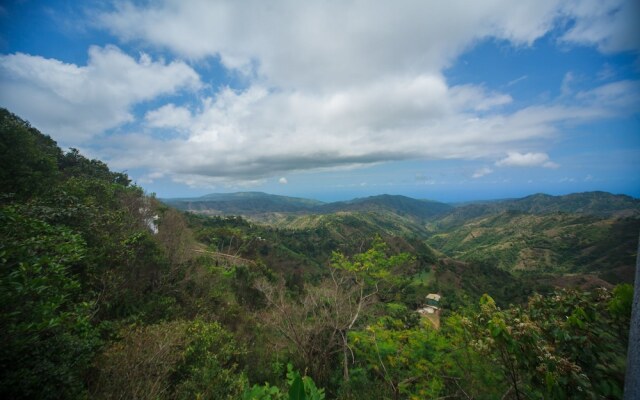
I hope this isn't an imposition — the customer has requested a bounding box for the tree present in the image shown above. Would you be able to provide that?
[155,207,194,267]
[91,320,247,399]
[0,108,61,200]
[255,239,411,385]
[242,363,325,400]
[328,239,412,382]
[0,206,99,399]
[349,313,448,399]
[462,289,629,399]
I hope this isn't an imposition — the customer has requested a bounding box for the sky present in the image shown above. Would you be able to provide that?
[0,0,639,202]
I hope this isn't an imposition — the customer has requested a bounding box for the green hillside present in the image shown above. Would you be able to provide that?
[317,194,453,220]
[186,211,437,276]
[439,192,640,229]
[507,192,640,216]
[427,210,639,283]
[270,210,427,236]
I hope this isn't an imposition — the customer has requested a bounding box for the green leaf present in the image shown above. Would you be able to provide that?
[288,374,306,400]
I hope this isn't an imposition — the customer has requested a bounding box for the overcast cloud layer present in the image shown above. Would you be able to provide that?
[1,0,639,190]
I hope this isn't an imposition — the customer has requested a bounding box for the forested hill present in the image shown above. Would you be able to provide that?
[317,194,453,220]
[0,109,208,398]
[0,107,635,399]
[505,192,640,216]
[438,191,640,228]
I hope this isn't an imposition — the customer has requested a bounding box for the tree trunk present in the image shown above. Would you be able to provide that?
[342,332,350,381]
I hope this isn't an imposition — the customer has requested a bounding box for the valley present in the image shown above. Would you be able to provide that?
[168,190,640,289]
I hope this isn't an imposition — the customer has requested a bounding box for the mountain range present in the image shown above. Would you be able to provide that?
[164,192,454,220]
[166,190,640,287]
[164,190,639,221]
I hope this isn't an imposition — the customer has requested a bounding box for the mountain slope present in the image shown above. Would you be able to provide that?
[426,210,639,283]
[318,194,453,220]
[268,210,428,238]
[501,192,640,216]
[164,192,324,214]
[435,191,640,229]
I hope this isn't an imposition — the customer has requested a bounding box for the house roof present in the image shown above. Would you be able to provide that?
[426,293,441,302]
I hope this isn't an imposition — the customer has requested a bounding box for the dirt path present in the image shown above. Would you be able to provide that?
[424,312,440,330]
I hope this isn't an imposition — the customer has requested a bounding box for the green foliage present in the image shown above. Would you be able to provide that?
[286,363,325,400]
[343,287,631,400]
[59,148,131,186]
[458,289,629,399]
[0,206,99,399]
[0,109,178,397]
[172,320,247,399]
[92,320,247,399]
[242,364,325,400]
[609,283,633,319]
[349,319,447,399]
[331,236,412,283]
[288,374,306,400]
[243,383,284,400]
[0,108,61,199]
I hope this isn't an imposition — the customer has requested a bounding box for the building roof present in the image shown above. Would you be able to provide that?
[426,293,441,302]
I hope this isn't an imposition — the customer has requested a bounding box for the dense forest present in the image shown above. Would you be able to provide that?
[0,108,635,399]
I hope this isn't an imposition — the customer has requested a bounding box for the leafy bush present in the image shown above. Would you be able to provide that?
[243,363,325,400]
[0,207,99,399]
[91,320,247,399]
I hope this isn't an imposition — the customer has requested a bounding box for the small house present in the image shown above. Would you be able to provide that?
[426,293,441,309]
[417,293,442,316]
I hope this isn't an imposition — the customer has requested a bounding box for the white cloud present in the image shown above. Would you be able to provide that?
[97,0,564,90]
[145,103,192,129]
[0,45,201,143]
[575,80,640,112]
[496,152,559,168]
[560,0,640,54]
[99,76,638,186]
[507,75,528,87]
[278,177,288,184]
[597,63,616,81]
[97,1,640,90]
[561,72,576,96]
[472,167,494,178]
